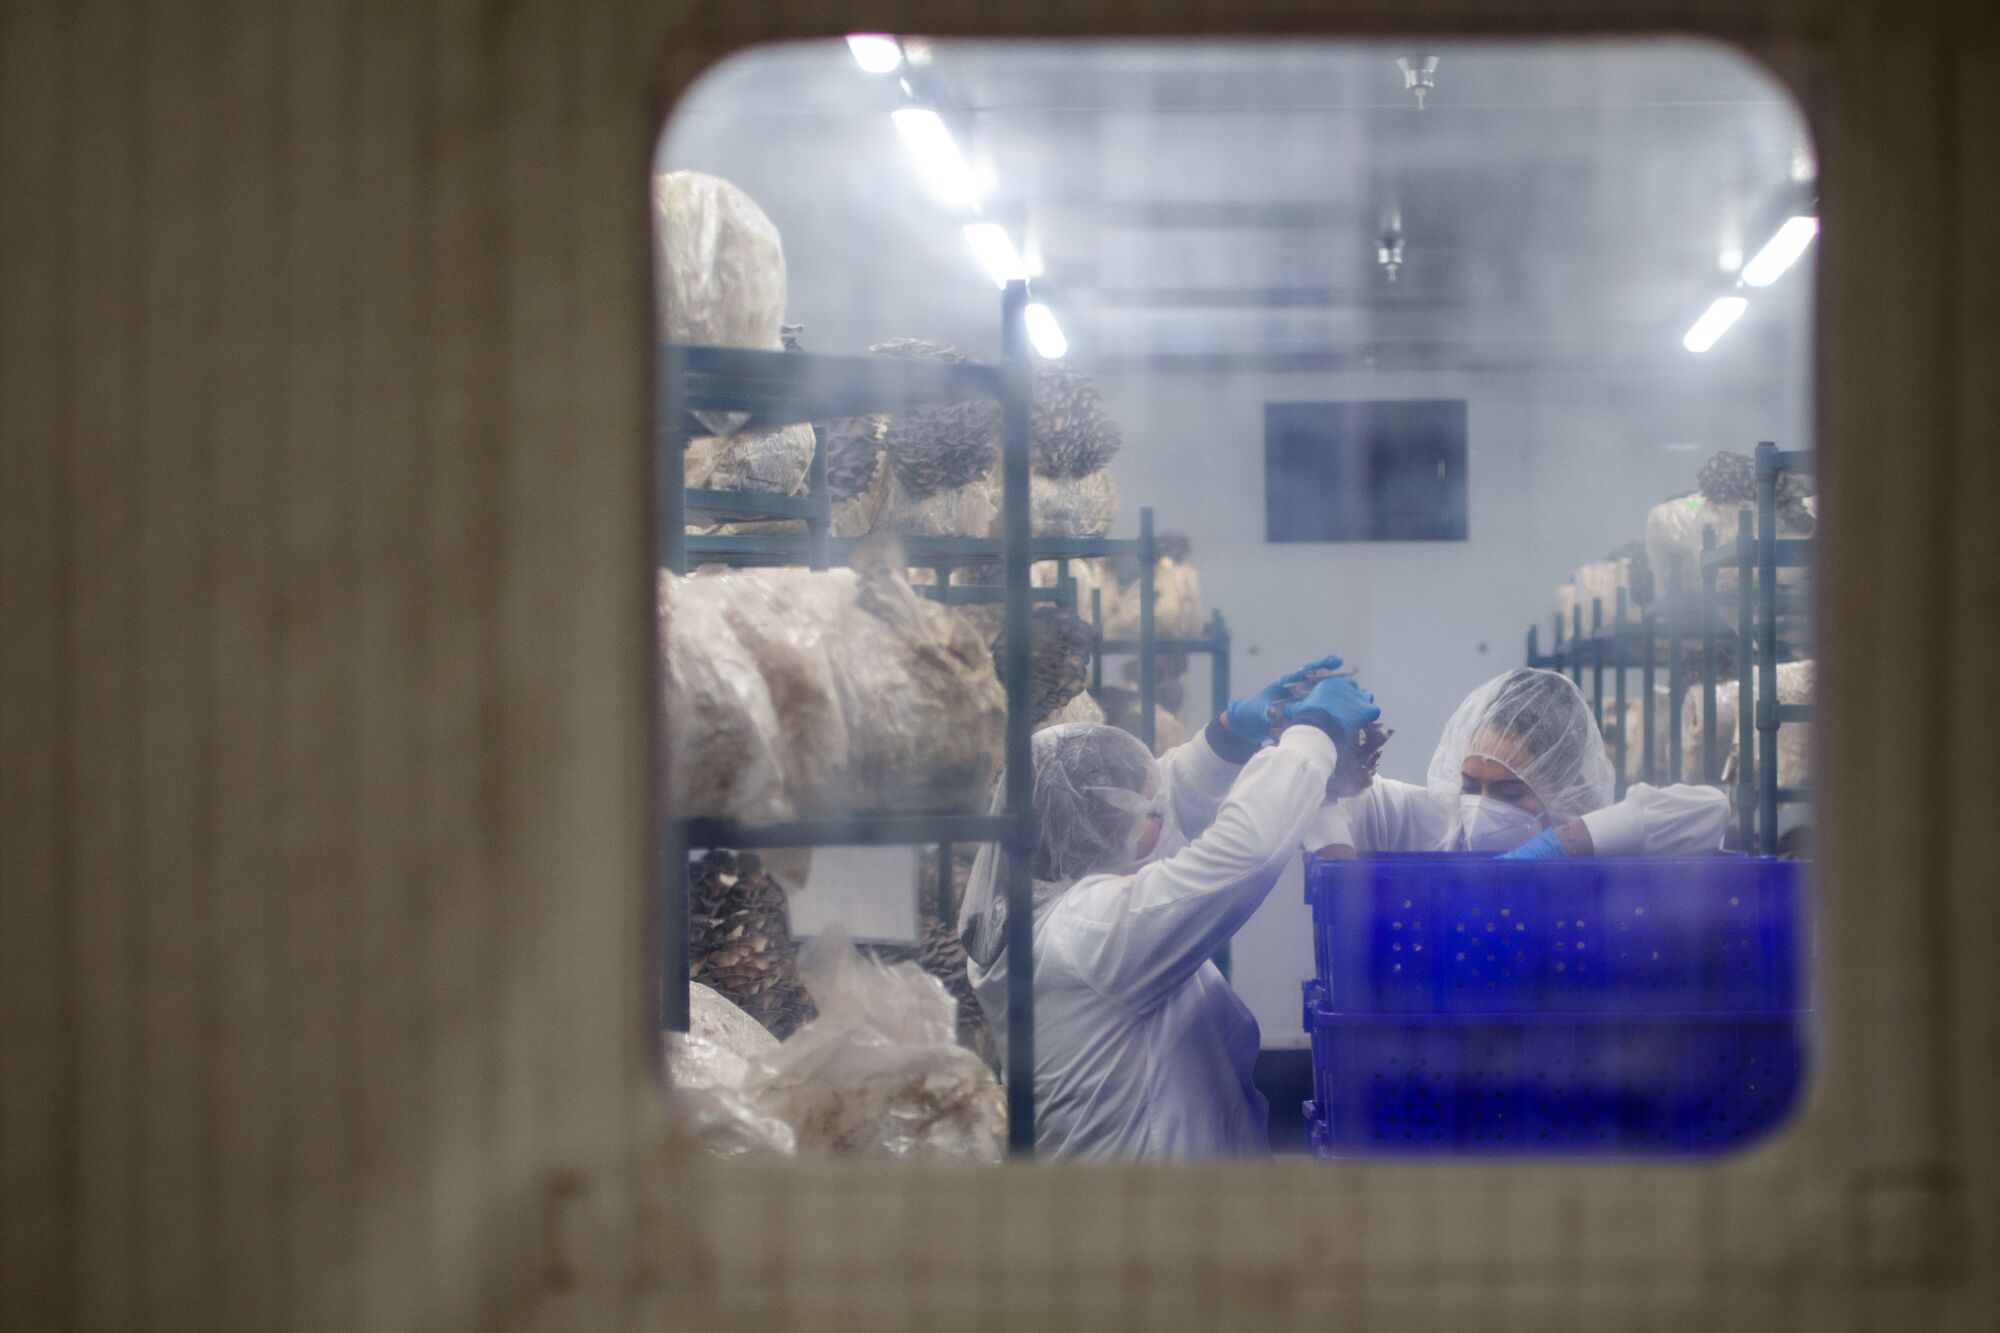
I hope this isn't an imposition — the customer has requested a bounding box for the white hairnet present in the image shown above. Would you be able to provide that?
[1428,669,1616,843]
[958,723,1158,968]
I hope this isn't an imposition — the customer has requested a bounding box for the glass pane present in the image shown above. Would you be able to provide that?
[654,38,1816,1163]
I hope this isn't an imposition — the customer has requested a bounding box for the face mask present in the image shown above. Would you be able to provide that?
[1459,794,1545,852]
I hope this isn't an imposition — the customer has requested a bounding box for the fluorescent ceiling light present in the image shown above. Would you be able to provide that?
[1025,303,1068,359]
[891,108,977,209]
[1739,216,1818,287]
[963,223,1027,287]
[1683,296,1749,353]
[846,34,902,74]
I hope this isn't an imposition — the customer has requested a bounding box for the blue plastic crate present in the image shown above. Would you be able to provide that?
[1300,853,1808,1157]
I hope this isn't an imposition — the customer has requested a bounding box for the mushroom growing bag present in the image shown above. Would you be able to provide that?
[744,931,1006,1161]
[658,547,1006,823]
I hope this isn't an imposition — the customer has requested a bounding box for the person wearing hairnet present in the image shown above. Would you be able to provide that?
[959,658,1379,1159]
[1304,668,1727,859]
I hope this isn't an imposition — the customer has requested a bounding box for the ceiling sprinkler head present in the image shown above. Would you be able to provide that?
[1377,230,1405,283]
[1398,56,1440,110]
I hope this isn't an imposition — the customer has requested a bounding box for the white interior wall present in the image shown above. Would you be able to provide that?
[1096,359,1810,1045]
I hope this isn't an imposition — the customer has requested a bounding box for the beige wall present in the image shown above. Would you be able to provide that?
[2,1,1995,1330]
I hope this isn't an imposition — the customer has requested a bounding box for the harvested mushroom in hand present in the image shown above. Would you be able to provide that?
[1268,666,1394,798]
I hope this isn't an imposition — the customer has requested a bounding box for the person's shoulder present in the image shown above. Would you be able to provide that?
[1041,871,1129,924]
[1621,781,1731,805]
[1367,778,1454,846]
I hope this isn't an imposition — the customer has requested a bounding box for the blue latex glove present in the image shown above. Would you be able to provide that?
[1498,827,1567,860]
[1285,674,1381,738]
[1222,654,1345,743]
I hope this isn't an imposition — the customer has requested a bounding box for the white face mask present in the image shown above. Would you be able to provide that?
[1459,794,1545,852]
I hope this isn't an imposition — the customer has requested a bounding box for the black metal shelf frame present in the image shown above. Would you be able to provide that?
[1751,442,1815,853]
[660,288,1040,1151]
[659,286,1221,1154]
[1523,441,1813,854]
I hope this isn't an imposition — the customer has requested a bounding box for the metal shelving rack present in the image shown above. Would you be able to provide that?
[660,281,1215,1153]
[1524,441,1813,853]
[1527,580,1719,795]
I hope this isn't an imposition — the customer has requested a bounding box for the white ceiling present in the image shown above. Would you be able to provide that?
[660,39,1815,375]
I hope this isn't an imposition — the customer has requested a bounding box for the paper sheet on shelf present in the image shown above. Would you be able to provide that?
[788,846,921,944]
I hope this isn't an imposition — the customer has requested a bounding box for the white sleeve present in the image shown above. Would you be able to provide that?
[1302,778,1447,853]
[1579,783,1731,857]
[1053,726,1337,1013]
[1302,799,1354,852]
[1154,729,1245,842]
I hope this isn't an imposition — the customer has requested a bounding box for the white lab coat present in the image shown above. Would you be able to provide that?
[1303,777,1730,856]
[969,725,1338,1159]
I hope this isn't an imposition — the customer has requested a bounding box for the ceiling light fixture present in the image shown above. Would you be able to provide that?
[1683,296,1749,353]
[1398,56,1439,110]
[1739,216,1818,287]
[1376,229,1405,283]
[846,34,903,74]
[891,107,979,209]
[963,223,1028,288]
[1025,303,1068,359]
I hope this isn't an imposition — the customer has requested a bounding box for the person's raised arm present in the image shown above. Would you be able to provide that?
[1062,674,1380,1011]
[1160,653,1349,839]
[1500,783,1730,858]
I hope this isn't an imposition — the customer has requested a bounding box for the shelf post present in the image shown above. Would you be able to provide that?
[1209,612,1232,719]
[935,843,956,924]
[1139,508,1158,753]
[1613,588,1628,798]
[999,281,1037,1155]
[1736,512,1756,853]
[659,347,687,574]
[1570,604,1584,688]
[1668,562,1684,784]
[1590,598,1605,731]
[659,345,691,1032]
[806,411,831,571]
[1756,442,1784,855]
[660,825,690,1032]
[1701,527,1720,786]
[1642,611,1657,786]
[1089,587,1104,694]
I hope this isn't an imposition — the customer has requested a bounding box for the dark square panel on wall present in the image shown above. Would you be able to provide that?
[1265,399,1469,542]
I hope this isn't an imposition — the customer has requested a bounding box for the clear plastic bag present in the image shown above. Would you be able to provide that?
[877,468,1000,537]
[870,467,1119,539]
[658,550,1006,823]
[663,986,797,1158]
[1607,685,1677,784]
[1573,557,1631,621]
[1029,469,1119,537]
[1646,494,1711,597]
[1554,581,1579,628]
[684,421,815,499]
[1680,659,1813,786]
[743,931,1006,1161]
[653,170,787,435]
[1100,553,1203,639]
[688,979,782,1062]
[1646,495,1808,598]
[1037,686,1104,733]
